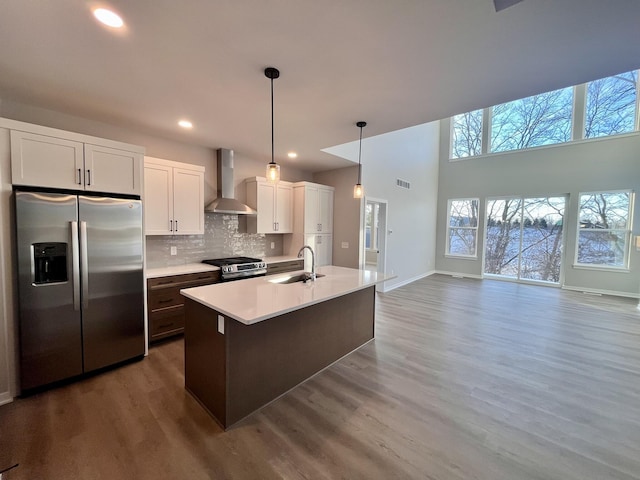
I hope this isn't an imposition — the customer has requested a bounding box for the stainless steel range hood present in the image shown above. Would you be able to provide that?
[205,149,257,215]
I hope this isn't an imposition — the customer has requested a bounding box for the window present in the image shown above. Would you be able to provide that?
[448,70,640,160]
[585,70,638,139]
[446,199,479,257]
[576,191,633,268]
[451,109,483,159]
[365,202,379,250]
[484,197,565,283]
[490,87,573,153]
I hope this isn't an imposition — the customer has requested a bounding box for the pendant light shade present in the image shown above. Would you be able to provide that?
[354,121,366,199]
[265,67,281,183]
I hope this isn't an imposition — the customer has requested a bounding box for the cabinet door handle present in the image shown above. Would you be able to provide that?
[77,168,82,185]
[175,220,178,232]
[86,169,91,186]
[169,220,173,231]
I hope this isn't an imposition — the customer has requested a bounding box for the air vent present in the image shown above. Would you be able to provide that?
[396,179,411,189]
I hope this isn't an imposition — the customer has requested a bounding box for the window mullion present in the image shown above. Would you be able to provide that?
[573,83,587,141]
[482,107,491,155]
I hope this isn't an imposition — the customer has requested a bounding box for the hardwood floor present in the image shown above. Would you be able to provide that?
[1,275,640,479]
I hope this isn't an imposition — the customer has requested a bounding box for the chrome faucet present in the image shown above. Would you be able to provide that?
[297,245,316,281]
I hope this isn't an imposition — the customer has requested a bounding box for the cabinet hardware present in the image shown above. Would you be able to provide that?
[175,220,178,232]
[77,168,82,185]
[170,220,173,231]
[86,169,91,186]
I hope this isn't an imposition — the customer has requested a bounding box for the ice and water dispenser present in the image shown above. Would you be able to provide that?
[32,242,68,284]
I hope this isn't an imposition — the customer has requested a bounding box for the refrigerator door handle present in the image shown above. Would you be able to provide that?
[71,221,80,311]
[80,221,89,310]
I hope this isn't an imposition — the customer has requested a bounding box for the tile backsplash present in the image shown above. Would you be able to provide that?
[145,214,283,267]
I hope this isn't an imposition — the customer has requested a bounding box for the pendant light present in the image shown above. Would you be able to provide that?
[265,67,281,183]
[353,121,367,198]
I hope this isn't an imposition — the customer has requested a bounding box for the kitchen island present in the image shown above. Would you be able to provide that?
[180,265,390,429]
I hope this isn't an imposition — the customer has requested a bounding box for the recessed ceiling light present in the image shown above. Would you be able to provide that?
[178,120,193,129]
[93,8,124,28]
[287,152,298,158]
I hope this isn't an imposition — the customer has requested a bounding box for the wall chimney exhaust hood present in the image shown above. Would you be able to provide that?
[204,149,257,215]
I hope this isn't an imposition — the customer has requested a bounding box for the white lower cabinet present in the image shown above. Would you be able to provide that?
[144,157,204,235]
[303,233,332,268]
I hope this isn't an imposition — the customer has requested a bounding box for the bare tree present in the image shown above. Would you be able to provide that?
[451,110,483,158]
[585,71,637,138]
[491,88,573,152]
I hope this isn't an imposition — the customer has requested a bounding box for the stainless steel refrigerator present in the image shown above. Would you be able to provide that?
[15,190,144,391]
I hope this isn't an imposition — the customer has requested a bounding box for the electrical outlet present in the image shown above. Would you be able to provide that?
[271,242,275,249]
[170,246,177,256]
[341,242,349,249]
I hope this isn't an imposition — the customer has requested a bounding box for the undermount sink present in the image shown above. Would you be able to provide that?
[268,273,326,284]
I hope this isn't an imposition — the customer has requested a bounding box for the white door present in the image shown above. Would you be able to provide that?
[144,163,173,235]
[304,233,332,267]
[84,144,142,195]
[318,187,334,233]
[256,182,277,233]
[363,198,388,289]
[303,185,319,233]
[10,130,84,190]
[173,167,204,234]
[275,183,293,233]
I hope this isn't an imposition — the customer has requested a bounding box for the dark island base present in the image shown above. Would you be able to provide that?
[184,286,376,429]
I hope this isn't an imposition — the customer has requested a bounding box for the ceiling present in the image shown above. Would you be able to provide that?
[0,0,639,172]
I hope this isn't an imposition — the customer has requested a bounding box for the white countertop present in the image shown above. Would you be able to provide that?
[181,265,393,325]
[146,263,219,279]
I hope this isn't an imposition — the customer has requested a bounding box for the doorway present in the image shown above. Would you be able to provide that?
[364,198,388,284]
[483,196,566,284]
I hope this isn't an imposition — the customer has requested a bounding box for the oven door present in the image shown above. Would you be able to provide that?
[221,270,267,282]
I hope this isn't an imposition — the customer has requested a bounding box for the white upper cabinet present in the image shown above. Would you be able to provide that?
[11,130,142,195]
[294,182,334,234]
[144,157,204,235]
[245,177,293,234]
[84,144,142,195]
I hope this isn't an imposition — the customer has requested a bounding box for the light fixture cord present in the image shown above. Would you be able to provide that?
[270,76,275,165]
[357,125,363,183]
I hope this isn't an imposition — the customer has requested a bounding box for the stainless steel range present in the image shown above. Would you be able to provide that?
[202,256,267,281]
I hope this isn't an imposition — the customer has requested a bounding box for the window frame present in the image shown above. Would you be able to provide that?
[574,189,634,271]
[445,198,480,258]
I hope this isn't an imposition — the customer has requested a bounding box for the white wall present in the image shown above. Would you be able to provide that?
[360,122,440,290]
[436,118,640,297]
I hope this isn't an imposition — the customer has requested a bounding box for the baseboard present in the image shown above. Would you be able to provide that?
[380,270,436,293]
[435,270,483,280]
[561,285,640,299]
[0,390,13,406]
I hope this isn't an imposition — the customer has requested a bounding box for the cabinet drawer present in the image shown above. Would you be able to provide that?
[149,306,184,339]
[148,270,220,290]
[148,286,184,311]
